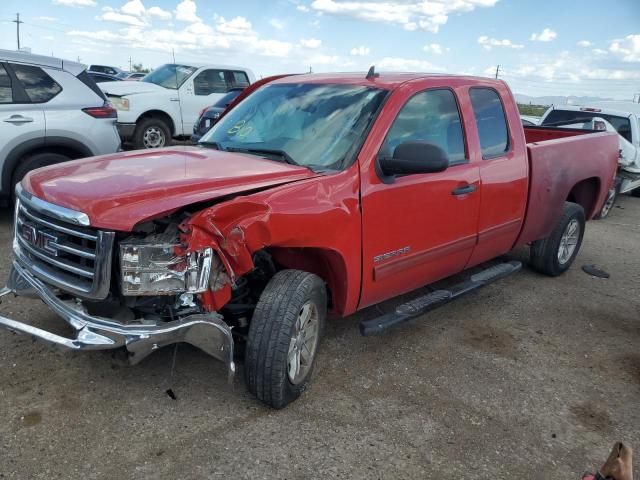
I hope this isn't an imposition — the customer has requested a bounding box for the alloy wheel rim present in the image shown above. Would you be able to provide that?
[558,218,580,265]
[143,126,165,148]
[287,301,320,385]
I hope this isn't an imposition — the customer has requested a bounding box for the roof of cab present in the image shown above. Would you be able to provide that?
[0,49,86,76]
[270,71,501,89]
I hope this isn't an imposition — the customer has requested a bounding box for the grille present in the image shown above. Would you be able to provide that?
[14,189,115,300]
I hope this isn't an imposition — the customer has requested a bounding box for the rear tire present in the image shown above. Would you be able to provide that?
[631,188,640,198]
[132,117,171,150]
[530,202,585,277]
[244,270,326,409]
[12,152,70,203]
[595,187,617,219]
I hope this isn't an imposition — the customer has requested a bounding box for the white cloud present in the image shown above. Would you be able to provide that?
[310,0,498,33]
[477,36,524,51]
[609,34,640,62]
[377,57,440,72]
[42,35,56,40]
[423,43,444,55]
[308,54,340,65]
[350,45,370,56]
[592,48,607,55]
[174,0,200,23]
[216,16,253,36]
[148,6,172,20]
[300,38,322,49]
[36,16,58,21]
[577,40,591,47]
[100,8,147,27]
[269,18,286,30]
[52,0,96,6]
[297,4,310,12]
[530,28,557,42]
[120,0,145,17]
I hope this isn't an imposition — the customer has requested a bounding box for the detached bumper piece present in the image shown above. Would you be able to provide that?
[0,261,235,380]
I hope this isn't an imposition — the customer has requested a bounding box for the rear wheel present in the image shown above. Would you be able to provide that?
[595,187,617,219]
[631,188,640,198]
[530,202,585,277]
[132,117,171,150]
[244,270,326,409]
[12,152,70,202]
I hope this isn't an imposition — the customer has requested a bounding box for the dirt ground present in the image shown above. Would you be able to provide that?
[0,196,638,480]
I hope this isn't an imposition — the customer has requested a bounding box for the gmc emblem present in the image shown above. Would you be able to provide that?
[21,223,59,256]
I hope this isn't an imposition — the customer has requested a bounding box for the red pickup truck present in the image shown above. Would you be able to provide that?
[0,72,618,408]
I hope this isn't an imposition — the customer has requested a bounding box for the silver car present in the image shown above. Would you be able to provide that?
[0,50,121,204]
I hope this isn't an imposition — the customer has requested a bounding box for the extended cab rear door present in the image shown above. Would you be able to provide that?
[358,84,481,308]
[463,85,528,267]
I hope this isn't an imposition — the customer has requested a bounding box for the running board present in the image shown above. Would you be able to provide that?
[359,261,522,336]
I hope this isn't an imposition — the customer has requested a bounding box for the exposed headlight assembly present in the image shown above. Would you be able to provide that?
[120,241,212,296]
[109,96,130,111]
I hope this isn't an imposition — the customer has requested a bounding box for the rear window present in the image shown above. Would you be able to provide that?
[0,64,12,103]
[77,70,107,101]
[230,71,250,87]
[542,110,632,143]
[11,64,62,103]
[469,88,509,158]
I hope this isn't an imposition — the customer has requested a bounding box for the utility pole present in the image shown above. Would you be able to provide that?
[129,56,132,71]
[495,64,500,79]
[13,13,23,51]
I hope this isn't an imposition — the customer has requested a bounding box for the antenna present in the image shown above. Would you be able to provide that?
[495,64,500,79]
[366,65,379,80]
[172,48,185,140]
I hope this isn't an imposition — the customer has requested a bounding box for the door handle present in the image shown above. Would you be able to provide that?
[3,115,34,124]
[451,184,477,196]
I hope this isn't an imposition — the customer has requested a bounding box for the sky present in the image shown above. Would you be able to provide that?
[1,0,639,100]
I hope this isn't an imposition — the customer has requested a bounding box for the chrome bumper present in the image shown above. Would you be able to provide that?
[0,261,235,379]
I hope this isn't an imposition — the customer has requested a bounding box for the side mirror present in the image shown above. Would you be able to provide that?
[377,141,449,181]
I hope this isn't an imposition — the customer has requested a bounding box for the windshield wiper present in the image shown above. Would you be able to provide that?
[226,147,298,166]
[199,141,225,151]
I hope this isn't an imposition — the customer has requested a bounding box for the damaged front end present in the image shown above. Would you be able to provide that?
[0,186,239,378]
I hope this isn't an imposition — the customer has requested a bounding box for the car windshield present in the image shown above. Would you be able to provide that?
[542,109,632,142]
[141,64,197,90]
[213,89,244,108]
[200,83,387,170]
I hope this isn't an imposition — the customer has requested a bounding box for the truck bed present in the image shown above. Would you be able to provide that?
[515,127,619,246]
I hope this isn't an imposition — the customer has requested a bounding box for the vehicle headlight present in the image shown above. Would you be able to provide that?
[109,96,130,111]
[119,242,212,296]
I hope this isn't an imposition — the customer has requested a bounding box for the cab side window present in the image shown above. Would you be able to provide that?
[381,89,467,165]
[230,71,250,88]
[193,69,227,95]
[0,64,12,103]
[469,88,509,158]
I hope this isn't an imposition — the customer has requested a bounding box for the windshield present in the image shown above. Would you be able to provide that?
[141,64,197,90]
[200,83,387,170]
[213,89,244,108]
[542,109,632,142]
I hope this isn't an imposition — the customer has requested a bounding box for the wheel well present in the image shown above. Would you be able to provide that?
[566,177,600,218]
[138,110,175,136]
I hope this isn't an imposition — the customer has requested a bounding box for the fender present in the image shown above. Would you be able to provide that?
[2,136,93,195]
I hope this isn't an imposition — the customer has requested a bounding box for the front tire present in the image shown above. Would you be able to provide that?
[245,270,326,409]
[132,117,171,149]
[530,202,585,277]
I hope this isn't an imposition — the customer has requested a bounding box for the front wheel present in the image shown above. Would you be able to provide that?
[244,270,326,409]
[132,117,171,149]
[530,202,585,277]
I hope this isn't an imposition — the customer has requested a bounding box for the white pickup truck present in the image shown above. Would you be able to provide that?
[540,102,640,217]
[100,63,255,149]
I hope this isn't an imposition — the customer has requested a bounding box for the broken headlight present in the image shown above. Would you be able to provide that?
[119,241,212,296]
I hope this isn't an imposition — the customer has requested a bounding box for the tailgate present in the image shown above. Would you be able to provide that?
[516,131,618,245]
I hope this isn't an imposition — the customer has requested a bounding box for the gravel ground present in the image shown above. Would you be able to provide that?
[0,195,638,480]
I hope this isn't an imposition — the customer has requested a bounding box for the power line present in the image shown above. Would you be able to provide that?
[12,13,23,50]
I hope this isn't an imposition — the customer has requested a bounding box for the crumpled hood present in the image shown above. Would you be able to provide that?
[23,146,319,231]
[99,80,166,96]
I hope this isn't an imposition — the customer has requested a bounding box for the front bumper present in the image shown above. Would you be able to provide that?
[116,122,136,141]
[0,261,235,379]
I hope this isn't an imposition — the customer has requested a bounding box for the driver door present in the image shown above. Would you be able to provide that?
[179,68,228,135]
[359,87,481,308]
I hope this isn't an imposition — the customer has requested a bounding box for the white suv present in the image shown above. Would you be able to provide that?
[100,63,255,149]
[0,49,120,204]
